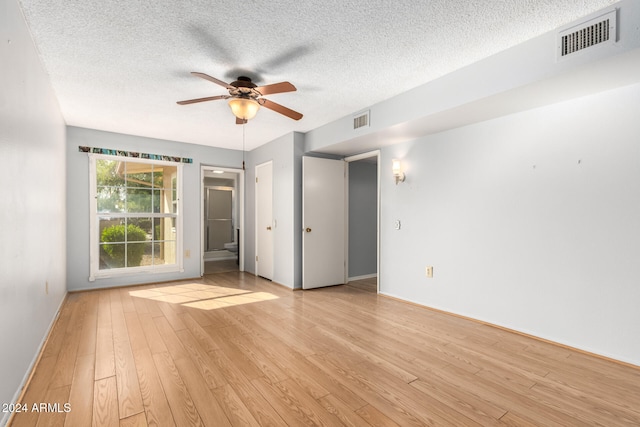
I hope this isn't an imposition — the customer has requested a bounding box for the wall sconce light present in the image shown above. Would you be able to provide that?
[392,159,405,184]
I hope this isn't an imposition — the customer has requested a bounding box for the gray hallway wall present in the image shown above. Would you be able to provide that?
[348,161,378,278]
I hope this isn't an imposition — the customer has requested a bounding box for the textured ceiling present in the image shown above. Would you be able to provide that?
[19,0,617,151]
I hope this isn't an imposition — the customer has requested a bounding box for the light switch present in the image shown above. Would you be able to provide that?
[394,220,401,230]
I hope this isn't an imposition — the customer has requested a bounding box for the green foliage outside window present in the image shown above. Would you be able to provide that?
[101,224,147,267]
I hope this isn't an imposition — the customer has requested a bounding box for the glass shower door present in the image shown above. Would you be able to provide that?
[206,188,233,251]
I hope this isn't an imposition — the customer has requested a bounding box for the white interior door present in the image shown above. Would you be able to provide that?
[303,156,346,289]
[256,162,273,280]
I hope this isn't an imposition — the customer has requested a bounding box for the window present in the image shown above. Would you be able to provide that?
[89,155,182,280]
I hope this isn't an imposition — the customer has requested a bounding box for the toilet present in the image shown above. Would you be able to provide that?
[223,242,238,253]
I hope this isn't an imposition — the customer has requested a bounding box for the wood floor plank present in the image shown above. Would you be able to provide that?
[95,291,115,380]
[172,356,233,427]
[181,307,213,328]
[152,317,189,362]
[35,385,71,427]
[206,350,287,426]
[306,353,428,427]
[93,376,119,427]
[204,326,265,380]
[64,353,95,427]
[131,293,149,315]
[177,312,220,353]
[355,404,402,427]
[156,301,187,331]
[323,352,481,426]
[111,294,144,419]
[144,299,164,318]
[529,379,640,426]
[174,328,227,389]
[152,352,203,427]
[215,327,289,384]
[251,306,330,356]
[249,331,369,411]
[119,412,148,427]
[123,312,148,353]
[432,364,580,426]
[250,377,342,427]
[318,394,373,427]
[131,346,175,427]
[498,411,542,426]
[137,312,168,355]
[11,355,60,427]
[409,379,506,426]
[243,332,331,400]
[119,288,137,314]
[542,369,640,419]
[41,295,72,359]
[309,324,420,383]
[211,384,260,427]
[49,295,84,382]
[76,292,98,357]
[565,351,640,382]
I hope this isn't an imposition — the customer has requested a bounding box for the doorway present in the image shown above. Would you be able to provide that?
[346,151,380,292]
[201,166,244,275]
[300,151,380,291]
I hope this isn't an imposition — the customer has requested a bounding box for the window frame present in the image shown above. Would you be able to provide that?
[88,153,184,281]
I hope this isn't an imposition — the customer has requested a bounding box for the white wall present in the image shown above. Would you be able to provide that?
[380,83,640,365]
[245,132,304,289]
[66,126,243,291]
[0,0,67,423]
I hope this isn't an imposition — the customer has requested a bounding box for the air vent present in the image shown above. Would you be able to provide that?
[353,111,370,130]
[558,10,616,58]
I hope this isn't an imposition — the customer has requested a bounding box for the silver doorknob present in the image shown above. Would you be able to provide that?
[305,227,312,233]
[266,226,272,230]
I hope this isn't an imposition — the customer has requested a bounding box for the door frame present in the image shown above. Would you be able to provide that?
[200,165,245,276]
[345,150,380,293]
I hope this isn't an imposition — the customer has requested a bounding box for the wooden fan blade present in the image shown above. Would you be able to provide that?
[191,72,235,90]
[259,98,303,120]
[177,95,229,105]
[255,81,297,96]
[236,117,248,125]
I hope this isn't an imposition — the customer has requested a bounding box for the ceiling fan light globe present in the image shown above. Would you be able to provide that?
[228,98,260,120]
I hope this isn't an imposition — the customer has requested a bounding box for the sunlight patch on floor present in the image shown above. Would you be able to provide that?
[129,283,278,310]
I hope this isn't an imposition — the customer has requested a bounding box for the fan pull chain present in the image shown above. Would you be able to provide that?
[242,122,246,170]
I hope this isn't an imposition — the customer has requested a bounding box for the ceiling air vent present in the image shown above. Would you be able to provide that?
[353,110,370,130]
[558,10,616,58]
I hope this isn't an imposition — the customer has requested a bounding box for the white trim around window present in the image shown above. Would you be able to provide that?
[88,154,184,281]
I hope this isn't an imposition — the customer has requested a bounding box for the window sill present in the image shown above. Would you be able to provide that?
[89,265,183,282]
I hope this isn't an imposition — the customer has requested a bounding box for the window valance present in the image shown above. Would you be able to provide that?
[78,146,192,164]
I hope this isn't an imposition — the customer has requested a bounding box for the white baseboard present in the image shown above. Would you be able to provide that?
[348,273,377,282]
[204,250,236,261]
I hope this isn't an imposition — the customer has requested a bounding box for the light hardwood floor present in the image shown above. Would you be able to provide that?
[204,259,239,275]
[9,273,640,426]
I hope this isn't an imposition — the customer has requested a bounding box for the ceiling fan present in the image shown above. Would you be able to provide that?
[177,72,303,124]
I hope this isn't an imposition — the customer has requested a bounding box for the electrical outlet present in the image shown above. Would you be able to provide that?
[425,266,433,278]
[185,249,191,258]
